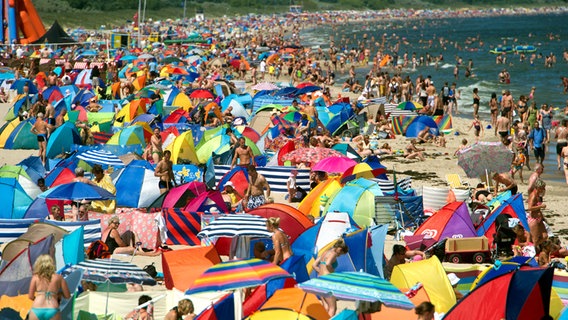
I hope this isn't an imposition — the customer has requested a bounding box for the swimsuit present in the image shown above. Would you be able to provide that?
[557,139,567,155]
[104,233,120,254]
[498,131,509,138]
[37,133,47,142]
[31,308,59,320]
[47,117,55,126]
[247,194,266,210]
[319,260,339,270]
[158,180,169,189]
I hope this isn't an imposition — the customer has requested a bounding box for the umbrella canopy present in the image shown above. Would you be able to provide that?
[298,271,414,309]
[61,258,156,285]
[311,156,357,174]
[186,258,291,294]
[247,287,330,320]
[197,214,272,239]
[397,101,423,110]
[189,89,215,99]
[76,149,125,167]
[281,147,347,167]
[340,163,386,184]
[38,182,115,200]
[457,141,515,178]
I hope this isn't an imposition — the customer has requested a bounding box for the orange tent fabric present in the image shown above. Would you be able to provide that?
[203,102,225,125]
[369,287,430,319]
[0,294,33,319]
[248,287,329,320]
[162,245,221,290]
[248,203,314,243]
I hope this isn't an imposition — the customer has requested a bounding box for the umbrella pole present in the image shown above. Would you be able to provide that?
[104,278,110,318]
[233,288,244,320]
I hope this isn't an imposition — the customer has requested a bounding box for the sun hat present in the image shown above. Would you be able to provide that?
[447,273,461,286]
[224,181,234,188]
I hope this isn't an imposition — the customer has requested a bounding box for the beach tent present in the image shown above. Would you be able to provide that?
[113,160,161,208]
[243,278,299,318]
[444,267,554,320]
[331,143,362,161]
[390,256,456,313]
[404,115,439,137]
[225,99,249,119]
[421,186,470,213]
[0,118,22,148]
[17,156,50,184]
[0,165,41,198]
[11,79,38,94]
[162,245,221,290]
[323,178,383,227]
[33,20,76,44]
[165,130,199,165]
[291,211,359,266]
[305,226,387,277]
[46,122,81,158]
[0,235,53,296]
[159,181,207,209]
[248,203,314,243]
[249,109,274,134]
[107,125,146,148]
[476,194,529,245]
[184,190,228,213]
[246,287,329,320]
[114,99,147,126]
[217,166,249,198]
[413,201,477,242]
[2,222,68,262]
[0,294,32,319]
[0,178,33,219]
[202,102,225,125]
[1,119,37,149]
[45,167,76,187]
[298,177,342,218]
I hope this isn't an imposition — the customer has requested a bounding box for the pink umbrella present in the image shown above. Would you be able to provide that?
[281,147,347,167]
[311,156,357,174]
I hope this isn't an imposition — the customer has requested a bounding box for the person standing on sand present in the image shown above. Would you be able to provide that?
[30,113,51,166]
[561,145,568,184]
[472,87,480,118]
[495,110,510,143]
[245,165,270,210]
[28,255,71,320]
[150,127,163,164]
[231,137,255,168]
[555,119,568,170]
[528,121,549,165]
[492,171,518,196]
[489,92,499,127]
[501,90,514,121]
[313,239,349,317]
[266,217,293,265]
[527,179,548,249]
[468,115,484,142]
[155,150,176,194]
[527,164,544,194]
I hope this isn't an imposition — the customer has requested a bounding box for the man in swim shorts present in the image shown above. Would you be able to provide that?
[495,110,510,143]
[245,165,270,210]
[30,113,51,165]
[155,150,176,194]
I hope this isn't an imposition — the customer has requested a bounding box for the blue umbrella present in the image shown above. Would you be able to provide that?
[120,55,138,62]
[11,79,38,94]
[295,85,322,95]
[39,182,115,200]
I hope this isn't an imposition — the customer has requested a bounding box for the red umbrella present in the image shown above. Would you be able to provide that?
[296,82,316,89]
[281,147,347,167]
[189,89,215,99]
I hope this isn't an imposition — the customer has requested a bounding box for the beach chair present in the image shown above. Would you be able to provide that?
[445,174,470,189]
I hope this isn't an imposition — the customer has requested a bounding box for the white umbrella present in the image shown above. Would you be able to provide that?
[197,214,271,238]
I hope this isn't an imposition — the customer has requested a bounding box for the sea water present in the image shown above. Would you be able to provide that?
[301,12,568,183]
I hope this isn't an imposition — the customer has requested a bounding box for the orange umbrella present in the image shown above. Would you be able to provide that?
[132,74,146,91]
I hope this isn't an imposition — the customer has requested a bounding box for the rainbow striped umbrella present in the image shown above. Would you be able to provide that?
[298,271,414,310]
[185,258,291,294]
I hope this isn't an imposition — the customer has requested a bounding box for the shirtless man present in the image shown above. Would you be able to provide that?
[55,108,67,128]
[245,165,270,210]
[501,90,515,120]
[492,171,518,196]
[495,110,511,143]
[30,113,51,165]
[154,150,176,194]
[527,164,544,194]
[555,119,568,170]
[231,137,255,168]
[44,102,55,137]
[150,127,163,164]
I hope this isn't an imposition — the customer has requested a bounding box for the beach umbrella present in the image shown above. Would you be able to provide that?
[46,122,82,159]
[311,156,357,174]
[281,147,347,167]
[298,271,414,309]
[233,125,261,143]
[38,181,115,201]
[162,56,183,64]
[189,89,214,99]
[397,101,423,111]
[186,258,291,294]
[457,141,515,178]
[197,214,272,239]
[76,149,125,167]
[251,82,278,91]
[0,166,41,198]
[295,85,322,95]
[120,55,138,62]
[340,163,387,184]
[138,53,154,60]
[296,82,315,89]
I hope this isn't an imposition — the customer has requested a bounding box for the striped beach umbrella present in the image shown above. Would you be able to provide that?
[185,258,291,294]
[76,149,125,167]
[61,258,156,285]
[197,214,272,239]
[298,271,414,310]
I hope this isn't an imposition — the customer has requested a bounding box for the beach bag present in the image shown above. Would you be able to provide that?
[143,263,158,278]
[86,240,111,259]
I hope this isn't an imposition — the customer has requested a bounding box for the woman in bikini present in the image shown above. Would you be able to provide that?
[312,239,349,316]
[266,217,293,265]
[527,179,548,249]
[28,255,71,320]
[562,145,568,184]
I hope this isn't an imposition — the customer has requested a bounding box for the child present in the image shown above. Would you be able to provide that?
[510,146,526,183]
[287,169,298,203]
[434,133,447,148]
[454,138,468,156]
